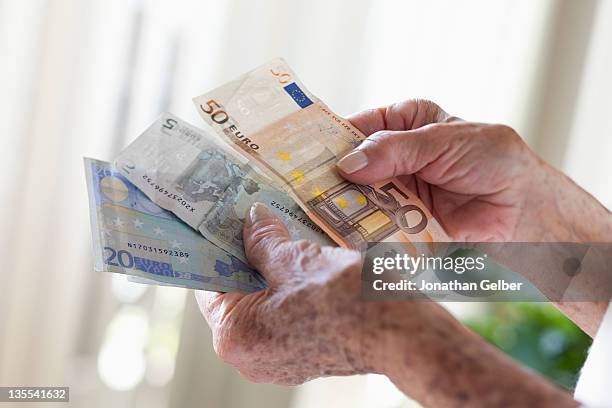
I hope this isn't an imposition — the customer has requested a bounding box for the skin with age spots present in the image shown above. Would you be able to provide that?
[197,212,368,385]
[197,99,612,407]
[196,202,578,407]
[339,100,611,336]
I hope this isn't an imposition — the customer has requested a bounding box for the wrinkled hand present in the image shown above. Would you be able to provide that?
[196,202,459,386]
[338,99,569,242]
[196,203,369,385]
[339,99,611,336]
[193,100,591,407]
[194,203,575,407]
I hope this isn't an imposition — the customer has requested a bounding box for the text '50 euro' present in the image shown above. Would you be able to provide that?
[193,58,448,251]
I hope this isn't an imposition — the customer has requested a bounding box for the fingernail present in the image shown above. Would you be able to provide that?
[337,150,368,174]
[246,202,274,226]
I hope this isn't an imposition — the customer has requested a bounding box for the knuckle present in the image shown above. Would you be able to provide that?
[324,246,361,263]
[490,124,524,150]
[400,97,433,109]
[495,123,519,139]
[364,129,395,145]
[293,239,321,256]
[321,247,362,278]
[362,130,405,156]
[409,98,448,122]
[413,97,439,110]
[475,123,535,168]
[293,240,323,270]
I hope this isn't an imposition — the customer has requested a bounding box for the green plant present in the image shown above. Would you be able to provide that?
[465,303,592,390]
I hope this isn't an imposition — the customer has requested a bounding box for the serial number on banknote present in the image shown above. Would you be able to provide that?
[269,200,324,234]
[141,174,196,213]
[126,242,190,258]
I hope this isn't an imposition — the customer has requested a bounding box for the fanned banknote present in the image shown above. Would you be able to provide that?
[193,58,448,252]
[113,113,333,263]
[84,158,266,292]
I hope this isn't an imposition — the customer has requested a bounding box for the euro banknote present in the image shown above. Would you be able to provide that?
[113,113,333,263]
[84,157,266,292]
[193,58,449,252]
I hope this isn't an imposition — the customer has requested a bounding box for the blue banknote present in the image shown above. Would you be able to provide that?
[84,158,266,292]
[113,113,334,264]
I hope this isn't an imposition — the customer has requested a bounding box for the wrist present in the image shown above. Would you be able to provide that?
[521,160,612,242]
[373,308,578,407]
[358,301,461,380]
[547,164,611,242]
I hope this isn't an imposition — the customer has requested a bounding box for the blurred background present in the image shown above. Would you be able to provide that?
[1,0,611,407]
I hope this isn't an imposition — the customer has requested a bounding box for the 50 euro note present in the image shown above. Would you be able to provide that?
[193,58,448,252]
[113,113,333,264]
[84,158,266,292]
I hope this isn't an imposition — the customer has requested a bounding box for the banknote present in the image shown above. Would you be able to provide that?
[193,58,449,252]
[113,113,333,263]
[84,157,266,292]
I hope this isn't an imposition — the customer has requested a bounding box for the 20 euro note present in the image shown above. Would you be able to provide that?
[113,113,333,264]
[84,158,266,292]
[193,58,449,252]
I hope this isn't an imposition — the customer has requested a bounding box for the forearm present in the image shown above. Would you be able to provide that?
[364,303,578,408]
[537,162,612,243]
[522,162,612,335]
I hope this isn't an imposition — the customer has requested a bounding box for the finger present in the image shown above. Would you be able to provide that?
[347,108,387,136]
[347,99,453,136]
[337,123,458,185]
[194,290,220,325]
[195,290,247,327]
[243,202,292,286]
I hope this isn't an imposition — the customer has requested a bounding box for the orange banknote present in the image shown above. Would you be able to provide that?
[193,59,448,251]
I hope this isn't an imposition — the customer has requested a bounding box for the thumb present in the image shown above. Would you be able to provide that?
[336,124,452,185]
[243,202,292,286]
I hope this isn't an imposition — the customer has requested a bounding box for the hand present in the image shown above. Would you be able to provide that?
[196,202,367,385]
[338,99,612,335]
[196,202,457,385]
[338,99,611,243]
[196,203,576,407]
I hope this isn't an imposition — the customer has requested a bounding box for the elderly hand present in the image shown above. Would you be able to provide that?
[338,100,611,244]
[196,202,365,385]
[196,202,576,407]
[196,202,456,385]
[337,99,612,335]
[193,98,597,407]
